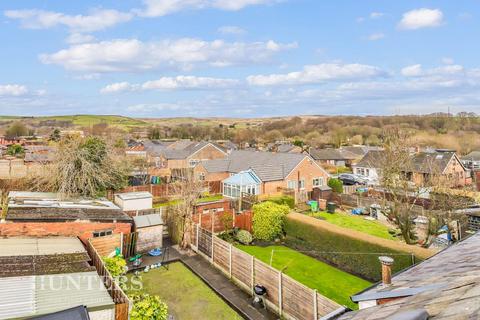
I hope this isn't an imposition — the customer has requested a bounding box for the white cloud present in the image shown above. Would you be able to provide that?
[441,57,454,65]
[218,25,246,35]
[137,0,276,17]
[0,84,28,96]
[367,33,385,41]
[247,63,386,86]
[370,12,384,19]
[5,9,132,33]
[66,33,96,44]
[398,8,443,30]
[101,76,239,93]
[40,38,297,73]
[401,64,464,77]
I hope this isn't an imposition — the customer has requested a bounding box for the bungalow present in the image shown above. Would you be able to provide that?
[461,150,480,170]
[338,231,480,319]
[309,148,358,167]
[0,191,132,243]
[0,237,115,320]
[195,150,330,198]
[353,150,468,187]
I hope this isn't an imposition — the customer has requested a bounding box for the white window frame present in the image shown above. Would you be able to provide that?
[313,177,324,187]
[299,179,305,190]
[287,180,296,189]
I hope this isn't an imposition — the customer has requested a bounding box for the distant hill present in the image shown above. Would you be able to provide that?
[0,115,148,128]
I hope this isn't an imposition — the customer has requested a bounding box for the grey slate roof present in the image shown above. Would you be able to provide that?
[353,150,385,168]
[462,151,480,162]
[201,150,318,182]
[309,148,357,161]
[339,232,480,320]
[159,140,225,160]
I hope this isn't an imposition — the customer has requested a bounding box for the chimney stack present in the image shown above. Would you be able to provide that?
[379,256,394,286]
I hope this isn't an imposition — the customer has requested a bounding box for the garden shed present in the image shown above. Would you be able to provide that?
[114,191,153,211]
[133,213,164,252]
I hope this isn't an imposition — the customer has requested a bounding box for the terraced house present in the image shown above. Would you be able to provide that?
[194,150,330,198]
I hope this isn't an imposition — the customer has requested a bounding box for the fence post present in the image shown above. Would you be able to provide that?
[196,224,199,250]
[278,272,283,317]
[211,233,214,264]
[229,244,232,278]
[313,289,318,320]
[251,256,255,296]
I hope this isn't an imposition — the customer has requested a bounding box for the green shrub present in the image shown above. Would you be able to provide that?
[236,230,253,244]
[129,293,168,320]
[328,178,344,193]
[252,201,290,241]
[267,195,295,209]
[284,217,420,281]
[102,255,127,277]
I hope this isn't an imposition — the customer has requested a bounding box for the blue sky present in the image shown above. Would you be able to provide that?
[0,0,479,117]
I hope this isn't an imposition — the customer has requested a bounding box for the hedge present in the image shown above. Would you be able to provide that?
[252,201,290,241]
[267,195,295,209]
[284,217,421,282]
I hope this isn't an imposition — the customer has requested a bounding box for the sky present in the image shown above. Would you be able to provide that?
[0,0,479,118]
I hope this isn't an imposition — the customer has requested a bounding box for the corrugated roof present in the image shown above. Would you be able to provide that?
[0,237,86,257]
[133,213,163,228]
[0,272,114,320]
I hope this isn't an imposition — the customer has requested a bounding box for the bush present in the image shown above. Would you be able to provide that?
[236,230,253,244]
[328,178,344,193]
[102,255,127,277]
[284,217,421,282]
[267,195,295,209]
[252,201,290,241]
[130,293,168,320]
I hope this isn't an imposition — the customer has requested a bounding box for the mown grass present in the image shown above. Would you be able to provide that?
[128,262,242,320]
[236,244,371,310]
[307,211,397,240]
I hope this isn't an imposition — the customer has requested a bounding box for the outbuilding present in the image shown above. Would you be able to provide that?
[133,213,164,252]
[114,191,153,211]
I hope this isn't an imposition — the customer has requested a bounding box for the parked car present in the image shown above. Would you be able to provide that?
[338,173,359,185]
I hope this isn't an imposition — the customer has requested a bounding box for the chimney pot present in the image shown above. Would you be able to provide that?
[379,256,394,286]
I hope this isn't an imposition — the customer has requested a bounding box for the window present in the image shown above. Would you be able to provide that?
[189,159,200,167]
[313,177,324,187]
[287,180,296,189]
[198,172,205,181]
[93,230,112,238]
[203,209,210,214]
[299,179,305,190]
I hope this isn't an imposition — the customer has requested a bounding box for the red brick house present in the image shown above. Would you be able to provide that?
[0,192,132,243]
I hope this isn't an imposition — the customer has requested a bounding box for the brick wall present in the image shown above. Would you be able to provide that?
[0,221,132,243]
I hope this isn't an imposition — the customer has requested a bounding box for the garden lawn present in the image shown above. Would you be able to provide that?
[309,211,396,240]
[237,244,371,310]
[129,262,242,320]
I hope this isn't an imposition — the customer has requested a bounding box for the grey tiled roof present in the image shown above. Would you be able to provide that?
[201,150,316,182]
[353,150,385,168]
[339,232,480,319]
[462,151,480,162]
[309,148,357,161]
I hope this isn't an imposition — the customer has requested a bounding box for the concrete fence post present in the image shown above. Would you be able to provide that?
[211,233,214,264]
[278,272,283,316]
[251,256,255,295]
[313,289,318,320]
[229,244,232,278]
[196,224,199,250]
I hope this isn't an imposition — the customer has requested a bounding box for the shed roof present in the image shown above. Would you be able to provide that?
[0,237,86,257]
[6,206,132,222]
[30,306,90,320]
[133,213,164,228]
[115,191,153,200]
[0,272,114,319]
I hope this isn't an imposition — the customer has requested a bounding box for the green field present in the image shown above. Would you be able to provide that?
[0,115,147,128]
[236,244,371,309]
[128,262,242,320]
[308,211,397,240]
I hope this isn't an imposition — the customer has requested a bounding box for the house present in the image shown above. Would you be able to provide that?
[337,231,480,319]
[114,191,153,212]
[195,150,330,198]
[133,213,164,252]
[0,192,132,243]
[353,150,468,187]
[0,237,115,320]
[461,150,480,170]
[309,148,358,167]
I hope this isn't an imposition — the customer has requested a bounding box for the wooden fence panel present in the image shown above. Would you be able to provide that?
[254,259,280,307]
[89,234,122,257]
[317,293,340,318]
[198,228,212,258]
[231,247,252,288]
[282,274,315,320]
[213,237,230,273]
[234,211,253,232]
[122,232,138,259]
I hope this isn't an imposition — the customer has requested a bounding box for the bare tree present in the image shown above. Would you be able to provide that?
[168,170,205,249]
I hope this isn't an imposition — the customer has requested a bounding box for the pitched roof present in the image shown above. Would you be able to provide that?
[410,151,457,174]
[339,232,480,320]
[223,169,262,185]
[309,148,357,161]
[161,141,225,160]
[201,150,321,182]
[354,150,386,168]
[462,150,480,162]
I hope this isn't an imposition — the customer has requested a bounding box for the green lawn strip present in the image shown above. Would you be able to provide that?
[153,195,223,208]
[308,211,396,240]
[236,244,371,310]
[128,262,242,320]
